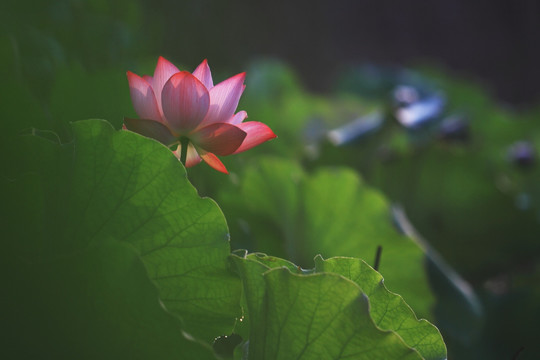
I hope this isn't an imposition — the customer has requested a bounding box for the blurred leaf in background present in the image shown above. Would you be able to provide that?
[219,157,435,320]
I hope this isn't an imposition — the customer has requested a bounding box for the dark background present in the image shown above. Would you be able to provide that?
[150,0,540,106]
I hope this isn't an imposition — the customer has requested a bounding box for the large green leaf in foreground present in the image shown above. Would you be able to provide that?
[3,120,241,357]
[68,120,241,341]
[231,253,446,359]
[315,256,446,359]
[3,238,215,359]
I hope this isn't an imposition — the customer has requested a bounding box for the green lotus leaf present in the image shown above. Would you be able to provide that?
[231,253,424,359]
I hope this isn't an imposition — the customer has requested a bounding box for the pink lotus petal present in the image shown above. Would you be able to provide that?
[152,56,180,115]
[162,71,210,134]
[143,75,153,84]
[127,71,162,122]
[200,72,246,127]
[192,59,214,89]
[232,122,277,154]
[173,142,202,168]
[192,122,247,156]
[123,117,176,146]
[229,110,248,125]
[198,149,229,174]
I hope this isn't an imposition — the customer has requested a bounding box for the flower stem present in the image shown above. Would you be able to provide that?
[179,136,189,167]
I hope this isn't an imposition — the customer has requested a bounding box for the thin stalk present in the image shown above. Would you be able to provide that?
[179,136,189,167]
[373,245,383,271]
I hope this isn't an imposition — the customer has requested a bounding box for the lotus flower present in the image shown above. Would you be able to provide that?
[124,57,276,173]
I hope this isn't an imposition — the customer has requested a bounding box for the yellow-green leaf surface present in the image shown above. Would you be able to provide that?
[68,120,241,341]
[231,253,424,359]
[315,256,446,360]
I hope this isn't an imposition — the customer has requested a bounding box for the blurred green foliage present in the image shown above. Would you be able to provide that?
[216,158,434,319]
